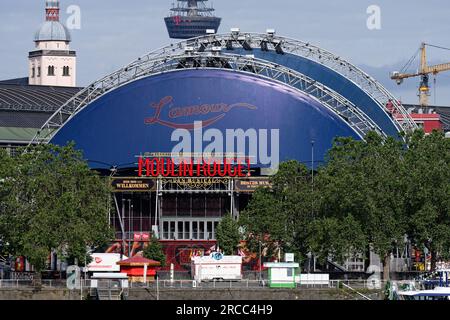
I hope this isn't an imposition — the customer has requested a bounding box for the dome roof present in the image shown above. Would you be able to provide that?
[34,21,71,42]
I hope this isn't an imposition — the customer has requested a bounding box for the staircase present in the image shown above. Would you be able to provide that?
[94,280,123,300]
[327,259,348,272]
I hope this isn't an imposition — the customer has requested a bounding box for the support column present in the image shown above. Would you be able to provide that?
[229,179,234,218]
[233,193,240,220]
[113,194,126,258]
[153,179,160,238]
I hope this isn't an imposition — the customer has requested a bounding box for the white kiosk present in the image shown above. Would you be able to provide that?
[264,253,299,288]
[191,253,243,282]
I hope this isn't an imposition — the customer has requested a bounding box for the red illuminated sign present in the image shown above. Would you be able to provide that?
[144,96,257,130]
[138,157,251,178]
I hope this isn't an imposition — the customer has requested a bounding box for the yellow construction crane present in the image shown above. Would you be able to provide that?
[391,42,450,107]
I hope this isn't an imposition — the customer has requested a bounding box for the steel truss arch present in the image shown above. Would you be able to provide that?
[117,31,418,132]
[31,52,386,144]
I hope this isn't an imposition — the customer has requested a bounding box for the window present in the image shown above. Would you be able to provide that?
[206,221,213,240]
[63,66,70,76]
[177,196,191,217]
[178,221,183,240]
[37,67,41,77]
[192,221,198,240]
[31,67,35,78]
[48,65,55,76]
[184,221,190,240]
[199,221,205,239]
[170,221,176,240]
[287,268,293,277]
[163,221,169,240]
[192,195,206,217]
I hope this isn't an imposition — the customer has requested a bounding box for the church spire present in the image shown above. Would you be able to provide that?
[45,0,60,22]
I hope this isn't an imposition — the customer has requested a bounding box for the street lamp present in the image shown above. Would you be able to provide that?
[311,139,315,194]
[311,140,315,272]
[121,198,126,259]
[128,199,132,257]
[259,240,262,281]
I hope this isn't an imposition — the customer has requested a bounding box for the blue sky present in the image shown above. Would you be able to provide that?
[1,0,450,105]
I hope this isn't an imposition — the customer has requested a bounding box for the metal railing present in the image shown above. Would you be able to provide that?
[134,279,269,290]
[0,278,388,291]
[328,279,387,290]
[0,279,68,288]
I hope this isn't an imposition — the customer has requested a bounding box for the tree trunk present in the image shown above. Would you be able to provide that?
[430,248,437,272]
[383,254,391,281]
[32,270,42,289]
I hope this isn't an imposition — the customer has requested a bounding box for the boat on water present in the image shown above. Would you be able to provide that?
[390,269,450,300]
[164,0,221,39]
[397,286,450,300]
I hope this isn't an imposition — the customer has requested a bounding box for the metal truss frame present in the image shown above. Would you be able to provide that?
[186,32,417,132]
[113,31,416,132]
[31,49,387,145]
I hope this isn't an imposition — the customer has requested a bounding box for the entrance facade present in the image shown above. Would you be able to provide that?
[108,176,263,270]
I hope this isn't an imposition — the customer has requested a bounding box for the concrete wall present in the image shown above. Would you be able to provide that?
[0,288,383,300]
[0,288,84,300]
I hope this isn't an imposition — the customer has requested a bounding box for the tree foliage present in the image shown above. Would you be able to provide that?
[318,132,408,278]
[143,234,166,267]
[215,214,241,255]
[240,161,314,261]
[0,143,113,272]
[404,130,450,268]
[240,130,450,277]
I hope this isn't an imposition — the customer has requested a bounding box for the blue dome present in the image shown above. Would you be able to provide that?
[34,21,71,42]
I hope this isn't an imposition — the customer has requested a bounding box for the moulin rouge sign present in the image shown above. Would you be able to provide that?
[138,157,251,178]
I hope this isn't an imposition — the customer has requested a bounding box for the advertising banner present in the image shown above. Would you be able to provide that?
[111,178,156,192]
[51,69,360,171]
[86,253,125,272]
[235,177,272,193]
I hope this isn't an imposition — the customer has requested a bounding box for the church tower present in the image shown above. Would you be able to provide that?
[28,0,76,87]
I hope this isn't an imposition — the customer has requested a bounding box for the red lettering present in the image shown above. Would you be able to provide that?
[160,158,172,177]
[207,160,217,176]
[216,159,228,177]
[179,159,194,176]
[237,159,246,177]
[228,162,237,177]
[138,157,149,177]
[138,157,251,177]
[150,158,159,177]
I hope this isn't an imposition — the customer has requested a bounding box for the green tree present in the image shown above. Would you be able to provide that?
[308,215,366,266]
[319,132,408,279]
[240,161,315,261]
[405,130,450,270]
[0,148,17,257]
[215,214,241,255]
[143,234,166,267]
[0,143,113,282]
[240,187,283,259]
